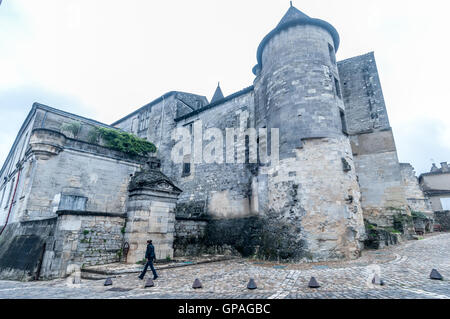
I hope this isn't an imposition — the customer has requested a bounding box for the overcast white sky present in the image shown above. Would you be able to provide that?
[1,0,449,174]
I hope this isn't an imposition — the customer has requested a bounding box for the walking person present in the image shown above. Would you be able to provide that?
[138,240,158,280]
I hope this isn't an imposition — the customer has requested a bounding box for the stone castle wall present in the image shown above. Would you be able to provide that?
[0,218,56,281]
[172,91,256,220]
[339,53,410,229]
[40,211,126,279]
[434,211,450,231]
[173,217,208,257]
[262,137,366,261]
[0,6,423,276]
[0,107,147,280]
[400,163,433,215]
[337,52,390,134]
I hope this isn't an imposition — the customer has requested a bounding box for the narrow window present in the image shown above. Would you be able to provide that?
[145,110,150,130]
[183,122,194,135]
[328,43,336,65]
[182,154,191,177]
[334,76,342,99]
[340,109,348,135]
[138,114,144,132]
[182,162,191,177]
[138,109,150,132]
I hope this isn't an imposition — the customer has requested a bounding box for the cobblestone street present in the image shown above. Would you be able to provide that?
[1,233,449,299]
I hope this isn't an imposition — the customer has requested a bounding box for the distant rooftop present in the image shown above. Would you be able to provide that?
[420,162,450,177]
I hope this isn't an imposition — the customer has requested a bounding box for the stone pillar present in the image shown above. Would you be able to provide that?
[124,159,182,263]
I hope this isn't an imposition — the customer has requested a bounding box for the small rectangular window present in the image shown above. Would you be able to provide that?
[334,76,342,99]
[182,162,191,177]
[183,122,194,135]
[138,109,150,132]
[340,110,348,135]
[328,43,336,65]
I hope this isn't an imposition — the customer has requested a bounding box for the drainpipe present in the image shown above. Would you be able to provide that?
[0,168,22,236]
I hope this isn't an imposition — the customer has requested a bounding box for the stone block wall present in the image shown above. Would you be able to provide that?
[32,105,112,143]
[350,130,410,228]
[338,53,410,234]
[0,218,56,281]
[22,129,143,222]
[113,92,208,179]
[400,163,434,234]
[172,91,256,219]
[338,52,390,134]
[434,211,450,231]
[260,137,366,261]
[173,218,208,257]
[40,211,125,279]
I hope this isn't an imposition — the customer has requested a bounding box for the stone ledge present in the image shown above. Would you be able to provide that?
[57,210,126,218]
[175,216,211,222]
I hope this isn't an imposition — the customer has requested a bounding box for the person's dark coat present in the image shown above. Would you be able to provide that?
[145,243,156,260]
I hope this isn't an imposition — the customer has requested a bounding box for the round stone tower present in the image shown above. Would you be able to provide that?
[253,5,366,261]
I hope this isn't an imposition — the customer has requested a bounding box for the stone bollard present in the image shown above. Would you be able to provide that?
[192,278,202,289]
[247,278,257,290]
[104,277,113,286]
[430,269,443,280]
[308,277,321,288]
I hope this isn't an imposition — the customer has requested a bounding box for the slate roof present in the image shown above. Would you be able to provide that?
[254,4,340,75]
[277,5,310,27]
[210,83,225,104]
[174,86,254,122]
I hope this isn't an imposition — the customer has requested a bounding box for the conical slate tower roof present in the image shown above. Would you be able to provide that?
[211,83,224,104]
[277,4,310,27]
[254,3,340,75]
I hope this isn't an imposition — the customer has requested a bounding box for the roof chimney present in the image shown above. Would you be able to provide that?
[431,163,439,172]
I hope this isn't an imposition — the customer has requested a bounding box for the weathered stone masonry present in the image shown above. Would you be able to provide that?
[0,104,146,279]
[0,4,435,280]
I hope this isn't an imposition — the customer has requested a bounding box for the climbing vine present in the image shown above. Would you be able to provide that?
[411,211,428,220]
[87,127,157,157]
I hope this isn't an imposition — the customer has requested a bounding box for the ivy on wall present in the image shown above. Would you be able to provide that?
[62,121,157,157]
[411,211,428,220]
[96,127,157,157]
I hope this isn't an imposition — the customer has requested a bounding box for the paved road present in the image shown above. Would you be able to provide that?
[0,233,449,299]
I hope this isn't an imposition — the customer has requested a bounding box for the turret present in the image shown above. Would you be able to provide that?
[252,5,366,261]
[254,4,345,158]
